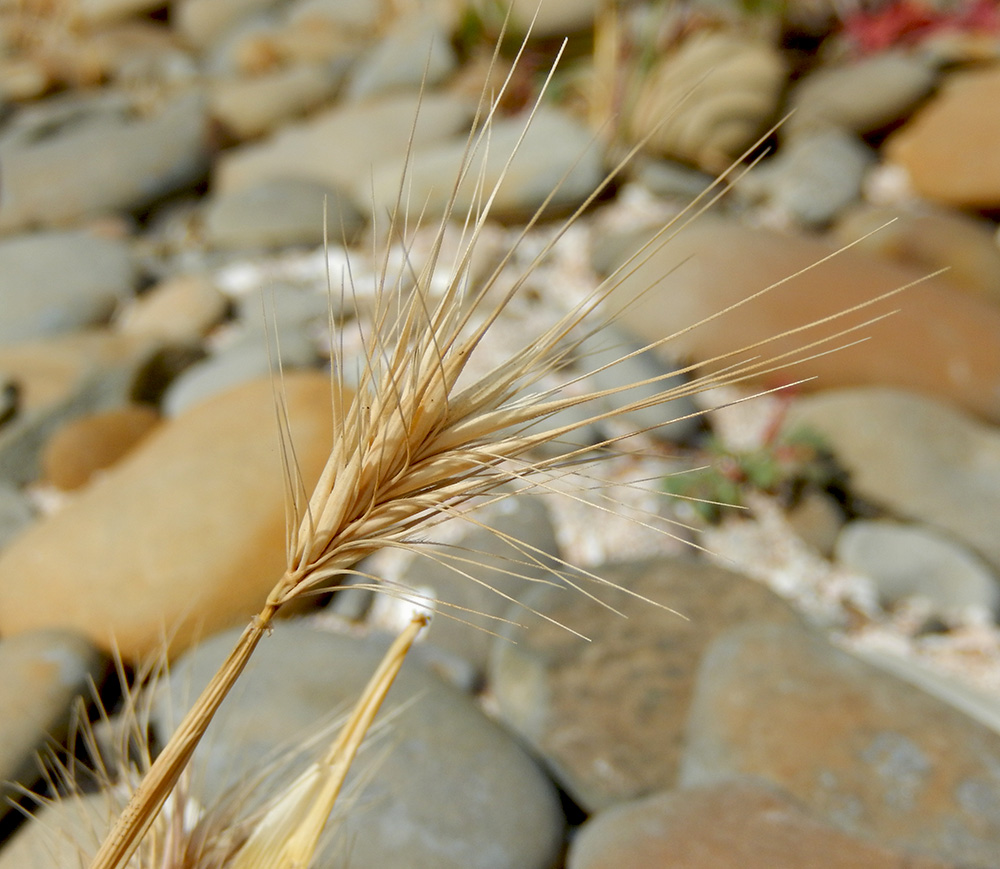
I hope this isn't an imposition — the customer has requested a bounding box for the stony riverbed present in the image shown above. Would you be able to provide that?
[3,1,1000,866]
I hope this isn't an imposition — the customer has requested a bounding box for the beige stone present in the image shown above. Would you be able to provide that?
[0,793,114,868]
[785,387,1000,574]
[0,630,105,820]
[115,273,227,343]
[208,64,338,140]
[0,331,153,414]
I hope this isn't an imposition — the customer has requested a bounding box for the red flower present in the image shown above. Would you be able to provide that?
[842,0,1000,54]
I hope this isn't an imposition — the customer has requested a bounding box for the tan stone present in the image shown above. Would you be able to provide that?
[0,373,338,659]
[785,387,1000,574]
[208,65,338,140]
[42,404,160,490]
[885,64,1000,208]
[76,0,163,26]
[0,331,154,414]
[175,0,274,50]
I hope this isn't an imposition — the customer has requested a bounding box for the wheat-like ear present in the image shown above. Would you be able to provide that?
[89,28,913,869]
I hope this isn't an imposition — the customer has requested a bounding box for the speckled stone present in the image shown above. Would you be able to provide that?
[681,621,1000,866]
[489,557,801,811]
[569,780,954,869]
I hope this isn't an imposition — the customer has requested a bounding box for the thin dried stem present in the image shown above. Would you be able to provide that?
[89,606,277,868]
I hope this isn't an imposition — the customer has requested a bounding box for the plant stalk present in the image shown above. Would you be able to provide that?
[88,601,281,869]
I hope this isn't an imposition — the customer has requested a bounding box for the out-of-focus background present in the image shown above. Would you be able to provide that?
[2,1,1000,866]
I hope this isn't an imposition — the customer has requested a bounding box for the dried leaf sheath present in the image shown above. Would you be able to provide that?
[228,613,428,869]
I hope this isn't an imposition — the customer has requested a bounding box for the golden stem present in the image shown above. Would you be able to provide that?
[88,601,281,869]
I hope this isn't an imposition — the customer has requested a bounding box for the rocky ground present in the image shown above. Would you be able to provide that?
[2,0,1000,866]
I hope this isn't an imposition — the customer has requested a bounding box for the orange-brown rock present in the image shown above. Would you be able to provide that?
[605,217,1000,423]
[569,781,954,869]
[0,373,339,659]
[833,203,1000,308]
[885,64,1000,209]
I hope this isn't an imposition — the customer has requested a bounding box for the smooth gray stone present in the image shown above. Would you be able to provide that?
[161,337,314,417]
[344,11,456,101]
[0,481,33,550]
[786,51,938,138]
[365,106,604,225]
[578,325,701,443]
[154,622,564,869]
[634,158,717,202]
[396,495,562,678]
[742,127,876,227]
[203,178,363,249]
[0,231,137,344]
[0,91,210,232]
[836,519,1000,617]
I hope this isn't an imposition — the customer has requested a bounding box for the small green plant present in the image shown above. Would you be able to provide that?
[665,426,841,523]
